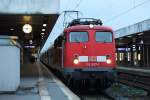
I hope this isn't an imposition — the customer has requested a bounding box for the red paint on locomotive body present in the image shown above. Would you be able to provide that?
[63,25,116,69]
[41,19,117,90]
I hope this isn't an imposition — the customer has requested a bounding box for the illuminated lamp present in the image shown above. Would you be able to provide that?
[41,33,45,35]
[29,40,33,44]
[89,24,94,28]
[42,29,46,32]
[23,24,32,33]
[106,59,112,64]
[43,24,47,27]
[10,28,14,31]
[73,59,79,64]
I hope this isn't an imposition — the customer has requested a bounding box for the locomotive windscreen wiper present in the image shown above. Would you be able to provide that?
[101,40,110,43]
[95,31,112,43]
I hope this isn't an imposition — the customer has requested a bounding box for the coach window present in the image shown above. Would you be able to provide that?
[95,32,112,42]
[69,32,88,42]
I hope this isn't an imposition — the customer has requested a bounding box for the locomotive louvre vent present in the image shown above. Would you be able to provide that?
[67,18,103,27]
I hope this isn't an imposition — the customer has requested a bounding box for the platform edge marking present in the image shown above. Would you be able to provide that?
[40,63,80,100]
[37,63,52,100]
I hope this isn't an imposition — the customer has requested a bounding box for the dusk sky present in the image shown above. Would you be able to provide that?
[41,0,150,53]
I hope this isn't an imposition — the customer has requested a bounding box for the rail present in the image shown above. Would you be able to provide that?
[116,69,150,92]
[78,92,116,100]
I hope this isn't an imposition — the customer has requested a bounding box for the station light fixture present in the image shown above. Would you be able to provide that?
[23,16,31,22]
[41,32,45,35]
[42,29,46,32]
[138,32,144,36]
[119,38,123,40]
[29,40,33,44]
[10,28,14,31]
[127,35,132,38]
[23,24,32,33]
[140,40,143,44]
[24,45,35,48]
[43,24,47,27]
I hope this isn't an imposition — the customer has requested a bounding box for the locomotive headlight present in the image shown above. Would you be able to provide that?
[73,59,79,64]
[106,59,112,64]
[89,24,94,28]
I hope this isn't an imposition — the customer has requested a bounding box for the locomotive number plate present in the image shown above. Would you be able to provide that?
[86,62,100,66]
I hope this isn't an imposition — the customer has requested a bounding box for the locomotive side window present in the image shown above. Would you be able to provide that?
[69,32,88,42]
[95,32,112,42]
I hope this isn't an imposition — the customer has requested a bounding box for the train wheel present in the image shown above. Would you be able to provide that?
[66,78,73,88]
[72,79,80,92]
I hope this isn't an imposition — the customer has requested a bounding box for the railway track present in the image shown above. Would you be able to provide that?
[117,70,150,93]
[78,91,116,100]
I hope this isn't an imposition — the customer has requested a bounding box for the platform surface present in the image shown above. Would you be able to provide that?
[0,62,80,100]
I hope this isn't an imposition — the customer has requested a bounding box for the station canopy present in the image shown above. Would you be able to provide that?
[0,0,60,49]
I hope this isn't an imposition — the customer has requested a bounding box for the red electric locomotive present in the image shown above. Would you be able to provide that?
[42,18,117,90]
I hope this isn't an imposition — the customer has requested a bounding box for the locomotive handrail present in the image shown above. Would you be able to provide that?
[67,18,103,27]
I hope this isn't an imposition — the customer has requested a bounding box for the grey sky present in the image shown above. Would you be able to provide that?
[41,0,150,53]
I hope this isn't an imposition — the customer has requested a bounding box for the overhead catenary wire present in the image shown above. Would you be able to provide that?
[73,0,83,10]
[105,0,150,23]
[64,0,71,11]
[62,0,84,27]
[41,0,84,53]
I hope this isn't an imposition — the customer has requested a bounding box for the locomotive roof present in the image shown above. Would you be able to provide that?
[64,25,113,32]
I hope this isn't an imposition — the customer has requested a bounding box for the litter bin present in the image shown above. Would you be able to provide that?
[0,36,20,92]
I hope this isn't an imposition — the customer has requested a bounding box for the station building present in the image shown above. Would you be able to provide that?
[115,19,150,67]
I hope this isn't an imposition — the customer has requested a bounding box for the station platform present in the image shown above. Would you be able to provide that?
[0,62,80,100]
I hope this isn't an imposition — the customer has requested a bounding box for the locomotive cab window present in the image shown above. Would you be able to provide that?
[69,32,88,42]
[95,32,112,42]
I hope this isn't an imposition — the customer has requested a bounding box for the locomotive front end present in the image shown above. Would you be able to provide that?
[62,18,117,90]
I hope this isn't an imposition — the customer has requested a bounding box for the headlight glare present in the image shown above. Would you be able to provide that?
[73,59,79,64]
[106,59,112,64]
